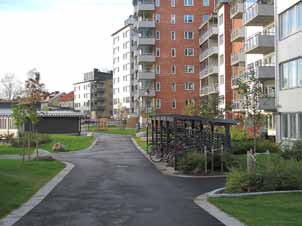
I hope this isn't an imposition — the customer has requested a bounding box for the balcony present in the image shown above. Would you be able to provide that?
[243,1,274,26]
[231,26,245,42]
[245,32,275,54]
[199,46,218,62]
[230,2,244,19]
[136,19,155,28]
[231,49,245,66]
[137,37,155,46]
[258,97,275,111]
[137,53,155,63]
[200,84,218,96]
[134,1,155,12]
[255,65,275,80]
[137,70,155,80]
[199,25,218,45]
[199,65,218,79]
[139,89,155,97]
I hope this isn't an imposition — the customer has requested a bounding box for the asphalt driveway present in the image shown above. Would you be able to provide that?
[14,134,225,226]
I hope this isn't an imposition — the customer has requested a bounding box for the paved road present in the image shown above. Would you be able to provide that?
[14,134,225,226]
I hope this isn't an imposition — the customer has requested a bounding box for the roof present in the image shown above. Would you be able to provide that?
[59,91,74,102]
[111,23,131,36]
[0,109,84,118]
[150,114,238,126]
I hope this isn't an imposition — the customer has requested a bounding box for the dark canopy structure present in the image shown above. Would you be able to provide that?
[148,114,237,161]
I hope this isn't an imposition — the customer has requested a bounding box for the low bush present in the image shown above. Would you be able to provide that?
[281,140,302,161]
[231,139,280,155]
[11,133,50,147]
[231,126,248,141]
[225,157,302,193]
[177,152,205,174]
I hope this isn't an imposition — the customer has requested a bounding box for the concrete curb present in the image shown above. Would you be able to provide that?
[194,193,246,226]
[208,187,302,198]
[131,137,226,179]
[0,161,74,226]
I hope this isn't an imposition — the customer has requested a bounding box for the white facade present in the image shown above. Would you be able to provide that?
[112,24,134,118]
[275,0,302,142]
[74,81,92,114]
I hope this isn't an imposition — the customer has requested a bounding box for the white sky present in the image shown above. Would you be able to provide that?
[0,0,132,92]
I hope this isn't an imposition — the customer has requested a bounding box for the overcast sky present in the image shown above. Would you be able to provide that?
[0,0,132,92]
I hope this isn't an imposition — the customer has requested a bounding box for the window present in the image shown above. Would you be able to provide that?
[171,64,176,74]
[155,0,160,7]
[203,0,209,7]
[203,14,209,22]
[184,82,194,90]
[171,48,176,57]
[184,65,194,73]
[156,31,160,40]
[280,58,302,89]
[155,14,160,24]
[184,0,193,6]
[219,54,224,65]
[156,64,160,74]
[184,14,194,23]
[156,99,161,109]
[280,2,302,39]
[184,48,194,56]
[219,74,225,85]
[171,0,176,7]
[290,114,297,139]
[171,14,176,24]
[171,31,176,40]
[282,114,289,138]
[184,31,194,40]
[219,34,224,45]
[171,82,176,92]
[155,82,160,91]
[156,48,160,57]
[219,14,224,25]
[172,99,177,109]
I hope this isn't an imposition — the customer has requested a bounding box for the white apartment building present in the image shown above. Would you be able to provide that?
[112,18,135,118]
[275,0,302,143]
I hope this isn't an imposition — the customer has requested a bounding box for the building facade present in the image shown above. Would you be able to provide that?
[132,0,214,118]
[74,69,113,119]
[112,17,136,118]
[199,1,233,117]
[275,0,302,143]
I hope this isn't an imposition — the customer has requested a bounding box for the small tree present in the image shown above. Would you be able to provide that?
[236,70,265,153]
[200,94,224,119]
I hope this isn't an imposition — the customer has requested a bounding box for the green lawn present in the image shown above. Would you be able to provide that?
[209,193,302,226]
[134,137,148,152]
[0,145,34,156]
[41,134,95,152]
[0,159,64,219]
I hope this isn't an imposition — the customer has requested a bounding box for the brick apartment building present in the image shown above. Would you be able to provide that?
[132,0,214,117]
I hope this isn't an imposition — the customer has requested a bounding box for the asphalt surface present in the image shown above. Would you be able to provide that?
[14,134,225,226]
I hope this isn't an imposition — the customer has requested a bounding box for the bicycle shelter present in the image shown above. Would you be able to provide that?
[147,114,237,169]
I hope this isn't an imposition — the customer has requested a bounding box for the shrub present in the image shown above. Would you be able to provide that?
[231,126,248,141]
[225,157,302,193]
[178,152,205,174]
[281,140,302,161]
[231,139,280,155]
[12,133,50,147]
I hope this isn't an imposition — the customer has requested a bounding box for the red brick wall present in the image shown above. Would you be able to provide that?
[154,0,214,114]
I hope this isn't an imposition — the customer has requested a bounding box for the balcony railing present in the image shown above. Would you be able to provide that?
[245,32,275,54]
[139,89,155,97]
[243,0,274,26]
[134,1,155,12]
[232,100,245,111]
[199,46,218,62]
[199,25,218,45]
[231,26,245,42]
[200,84,218,96]
[199,65,218,79]
[230,2,244,19]
[231,48,245,66]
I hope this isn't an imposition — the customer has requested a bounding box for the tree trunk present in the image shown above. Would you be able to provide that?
[253,114,257,154]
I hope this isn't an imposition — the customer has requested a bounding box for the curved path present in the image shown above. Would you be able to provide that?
[14,134,225,226]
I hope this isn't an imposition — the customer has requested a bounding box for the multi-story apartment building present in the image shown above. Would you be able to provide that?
[230,0,276,137]
[275,0,302,143]
[112,17,136,118]
[199,0,232,116]
[74,69,113,119]
[132,0,214,118]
